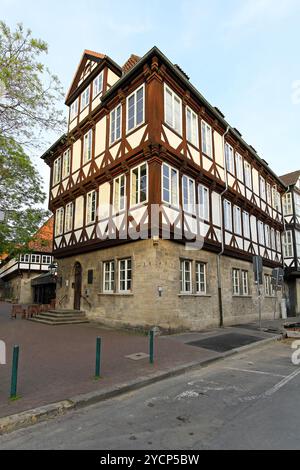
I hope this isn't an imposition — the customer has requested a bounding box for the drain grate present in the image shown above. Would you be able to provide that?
[125,352,149,361]
[187,333,263,353]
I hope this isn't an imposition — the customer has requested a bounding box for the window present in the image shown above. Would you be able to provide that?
[265,225,271,248]
[113,174,126,212]
[42,255,51,265]
[186,107,199,147]
[62,149,71,179]
[241,271,249,296]
[264,274,274,297]
[31,254,40,264]
[87,270,93,285]
[20,254,30,263]
[201,121,212,158]
[164,85,182,134]
[243,211,250,239]
[162,163,179,206]
[55,207,64,236]
[53,157,61,185]
[119,258,132,292]
[83,129,93,163]
[80,86,90,111]
[182,175,195,214]
[70,98,78,121]
[103,261,115,292]
[295,193,300,217]
[266,183,272,206]
[276,231,281,252]
[65,202,73,232]
[232,269,240,296]
[283,193,293,216]
[296,231,300,257]
[198,184,209,221]
[260,176,266,200]
[271,228,276,250]
[110,104,122,145]
[131,163,147,206]
[258,221,265,245]
[180,260,192,293]
[272,186,281,212]
[235,153,244,182]
[244,161,252,189]
[93,72,103,98]
[283,230,294,258]
[196,262,206,294]
[224,200,232,231]
[225,143,234,175]
[127,85,144,132]
[233,206,242,235]
[86,190,96,224]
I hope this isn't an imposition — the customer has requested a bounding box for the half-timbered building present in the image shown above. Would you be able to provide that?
[41,47,286,331]
[281,170,300,316]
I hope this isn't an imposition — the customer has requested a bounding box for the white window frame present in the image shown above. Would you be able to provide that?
[110,104,122,145]
[83,129,93,163]
[93,71,104,99]
[20,254,30,263]
[283,193,293,216]
[86,190,97,225]
[42,255,51,265]
[113,174,126,213]
[126,84,145,133]
[103,260,115,293]
[80,86,90,111]
[198,184,210,222]
[201,120,212,158]
[31,254,40,264]
[62,148,71,179]
[55,207,64,236]
[233,206,242,235]
[196,262,207,294]
[271,228,276,250]
[265,225,271,248]
[162,163,179,207]
[180,259,192,294]
[130,163,148,207]
[186,106,199,147]
[164,84,182,135]
[70,98,78,121]
[118,258,132,292]
[225,143,234,175]
[182,175,196,215]
[266,183,272,206]
[258,221,265,245]
[232,269,240,296]
[235,152,244,182]
[283,230,294,258]
[65,202,74,233]
[241,270,249,296]
[224,200,232,232]
[260,176,266,200]
[243,211,251,239]
[53,156,61,186]
[244,161,252,189]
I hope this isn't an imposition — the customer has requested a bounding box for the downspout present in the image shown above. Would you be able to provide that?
[217,125,230,328]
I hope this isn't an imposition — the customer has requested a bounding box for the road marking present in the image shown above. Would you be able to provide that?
[224,367,286,378]
[264,368,300,397]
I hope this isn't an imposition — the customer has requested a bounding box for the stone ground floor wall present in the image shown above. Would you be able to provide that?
[56,239,282,332]
[0,272,39,304]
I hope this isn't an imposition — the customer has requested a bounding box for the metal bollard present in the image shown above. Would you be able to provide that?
[95,337,101,378]
[149,330,154,364]
[10,345,19,399]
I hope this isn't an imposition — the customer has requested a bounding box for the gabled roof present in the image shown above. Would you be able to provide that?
[280,170,300,187]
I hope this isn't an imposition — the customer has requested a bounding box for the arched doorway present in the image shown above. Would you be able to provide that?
[74,262,82,310]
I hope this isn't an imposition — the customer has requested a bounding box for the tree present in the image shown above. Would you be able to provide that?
[0,22,65,255]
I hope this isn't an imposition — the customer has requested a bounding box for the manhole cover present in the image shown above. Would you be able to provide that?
[125,352,149,361]
[187,333,263,353]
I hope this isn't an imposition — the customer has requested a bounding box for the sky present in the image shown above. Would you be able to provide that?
[2,0,300,199]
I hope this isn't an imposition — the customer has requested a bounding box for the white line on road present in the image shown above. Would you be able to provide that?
[223,367,287,378]
[264,368,300,397]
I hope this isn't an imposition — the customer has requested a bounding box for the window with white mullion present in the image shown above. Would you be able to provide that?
[283,193,293,216]
[93,72,103,99]
[260,176,266,200]
[196,262,206,294]
[243,211,251,239]
[70,98,78,121]
[131,163,148,207]
[225,143,234,175]
[162,163,179,207]
[224,200,232,232]
[198,184,209,221]
[103,261,115,292]
[53,157,62,186]
[244,161,252,189]
[233,206,242,235]
[86,190,96,224]
[283,230,294,258]
[182,175,195,214]
[127,85,144,132]
[235,153,244,182]
[80,86,90,111]
[201,120,212,158]
[271,228,276,250]
[232,269,240,296]
[64,202,74,233]
[62,149,71,179]
[186,107,199,147]
[241,270,249,296]
[55,207,64,236]
[83,129,93,163]
[110,104,122,145]
[119,258,132,292]
[113,174,126,213]
[258,220,265,245]
[180,260,192,294]
[265,225,271,248]
[266,183,272,206]
[164,85,182,135]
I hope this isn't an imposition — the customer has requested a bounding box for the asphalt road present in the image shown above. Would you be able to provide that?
[0,339,300,450]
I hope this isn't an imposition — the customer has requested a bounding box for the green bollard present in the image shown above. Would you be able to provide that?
[149,330,154,364]
[95,337,101,378]
[10,345,19,400]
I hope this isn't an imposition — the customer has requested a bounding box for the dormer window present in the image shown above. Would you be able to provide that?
[70,98,78,121]
[93,72,103,99]
[80,86,90,111]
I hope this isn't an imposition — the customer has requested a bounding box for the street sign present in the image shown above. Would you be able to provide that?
[253,255,263,285]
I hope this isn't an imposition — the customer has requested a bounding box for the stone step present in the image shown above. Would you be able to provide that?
[30,317,89,325]
[48,310,85,315]
[38,311,87,319]
[29,309,89,325]
[34,313,87,322]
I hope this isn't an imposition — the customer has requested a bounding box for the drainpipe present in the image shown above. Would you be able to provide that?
[217,125,230,328]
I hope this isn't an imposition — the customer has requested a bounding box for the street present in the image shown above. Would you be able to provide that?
[0,339,299,450]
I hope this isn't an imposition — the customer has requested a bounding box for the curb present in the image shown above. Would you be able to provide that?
[0,334,282,436]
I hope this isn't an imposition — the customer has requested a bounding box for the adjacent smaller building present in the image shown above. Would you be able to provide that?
[0,217,55,304]
[281,170,300,316]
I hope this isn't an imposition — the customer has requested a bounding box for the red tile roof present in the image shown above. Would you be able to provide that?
[280,170,300,187]
[122,54,141,74]
[28,217,54,253]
